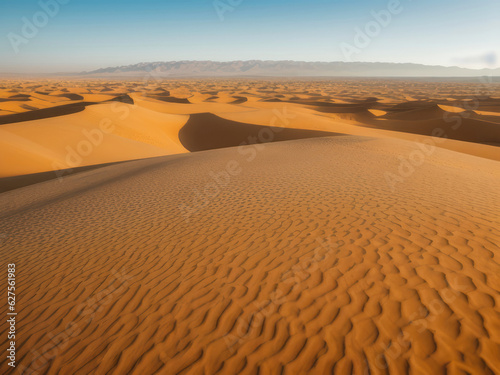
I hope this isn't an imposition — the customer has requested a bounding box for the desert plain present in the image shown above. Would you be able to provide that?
[0,78,499,374]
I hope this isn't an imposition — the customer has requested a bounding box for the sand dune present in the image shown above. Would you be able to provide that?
[1,136,499,374]
[215,103,500,161]
[2,79,500,178]
[0,102,188,177]
[0,161,129,194]
[131,93,253,114]
[178,113,339,151]
[0,102,90,125]
[1,79,500,374]
[361,116,500,145]
[381,104,449,120]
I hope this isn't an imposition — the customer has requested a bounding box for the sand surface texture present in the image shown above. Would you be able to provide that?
[1,79,499,374]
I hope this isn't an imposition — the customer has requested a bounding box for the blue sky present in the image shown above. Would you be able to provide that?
[1,0,499,73]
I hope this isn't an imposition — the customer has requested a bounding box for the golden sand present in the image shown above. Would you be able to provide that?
[0,79,499,374]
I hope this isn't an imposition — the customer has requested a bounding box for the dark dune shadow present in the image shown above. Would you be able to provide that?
[360,116,500,144]
[109,94,134,104]
[389,101,435,109]
[0,161,127,194]
[313,106,375,115]
[152,89,170,96]
[231,96,248,104]
[0,95,134,125]
[260,98,283,102]
[348,97,380,104]
[57,93,85,101]
[381,104,446,120]
[21,104,38,111]
[289,100,377,115]
[148,96,191,104]
[289,100,362,108]
[0,102,90,125]
[179,112,343,152]
[9,94,30,99]
[471,113,500,124]
[0,97,30,102]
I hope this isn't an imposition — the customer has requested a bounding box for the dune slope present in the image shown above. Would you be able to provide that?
[1,136,499,375]
[178,113,340,151]
[0,103,189,177]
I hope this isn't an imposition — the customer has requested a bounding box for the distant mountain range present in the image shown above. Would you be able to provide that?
[79,60,500,78]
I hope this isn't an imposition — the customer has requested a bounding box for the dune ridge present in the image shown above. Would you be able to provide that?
[1,79,500,182]
[1,79,500,374]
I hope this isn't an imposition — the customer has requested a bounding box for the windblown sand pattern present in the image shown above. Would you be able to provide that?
[1,79,499,374]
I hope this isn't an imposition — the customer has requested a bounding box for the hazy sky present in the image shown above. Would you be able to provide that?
[1,0,499,73]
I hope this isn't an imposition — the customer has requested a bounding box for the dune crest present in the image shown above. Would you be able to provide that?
[2,79,500,181]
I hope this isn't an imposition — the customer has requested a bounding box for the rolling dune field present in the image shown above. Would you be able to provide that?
[1,79,499,374]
